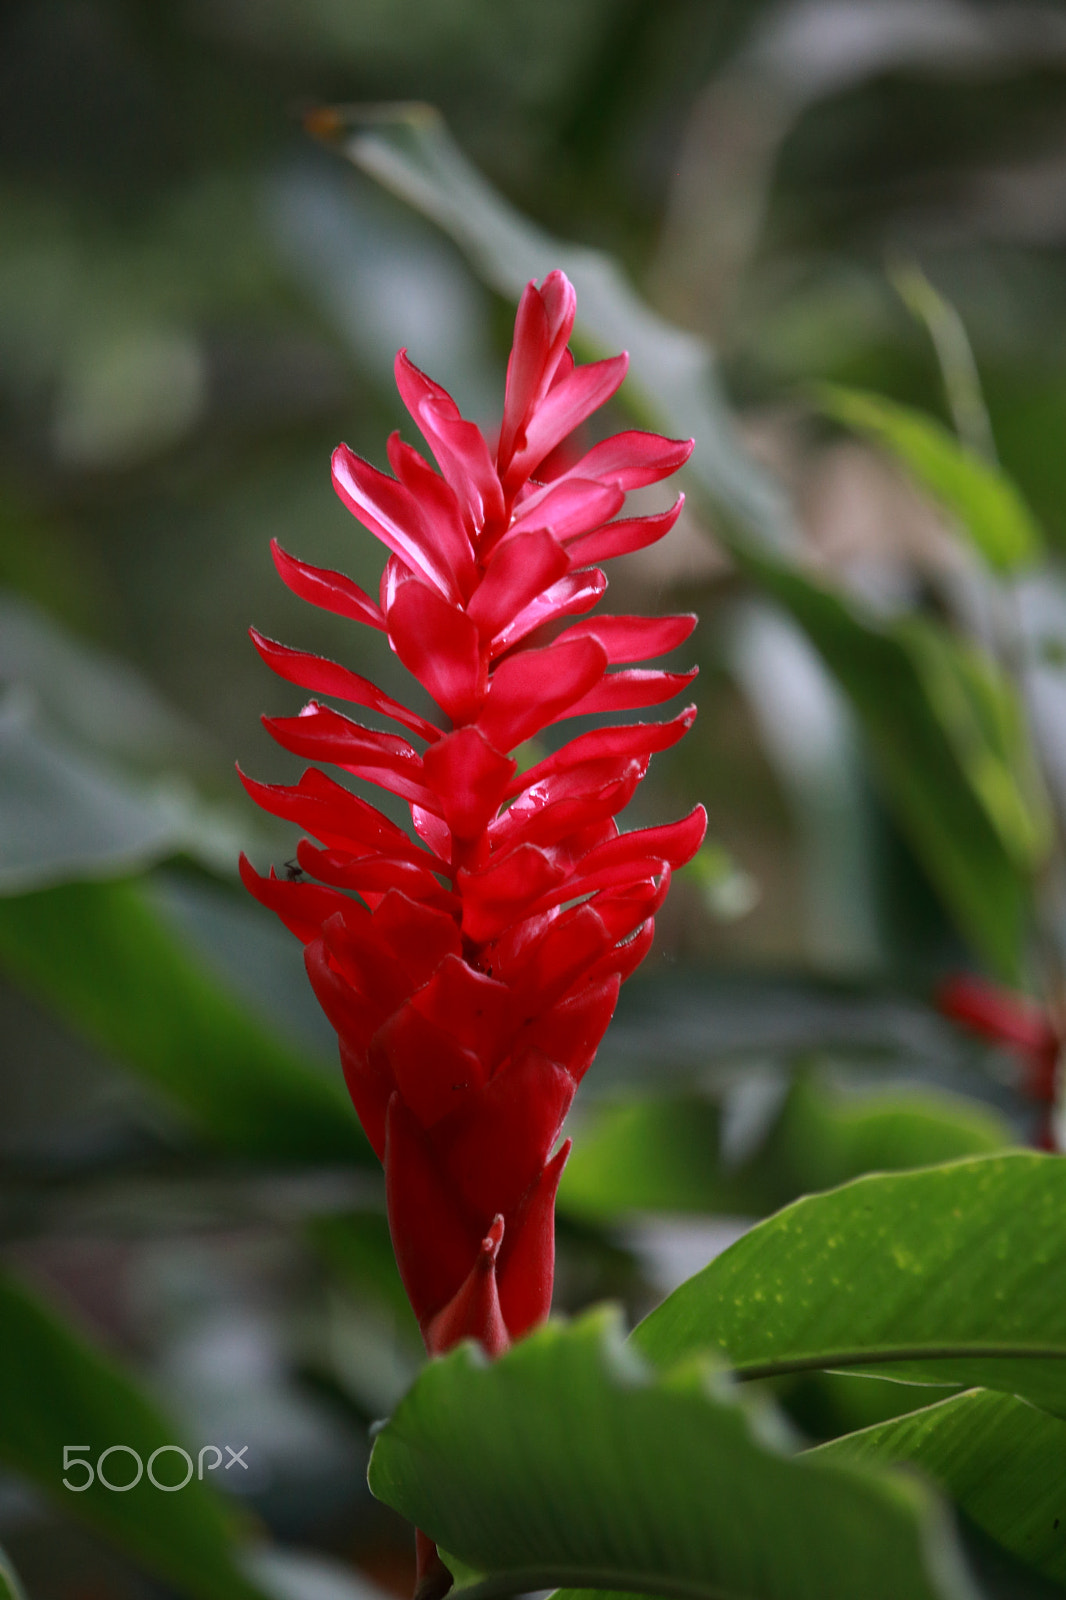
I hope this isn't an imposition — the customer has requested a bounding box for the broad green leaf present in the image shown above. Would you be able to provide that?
[812,1389,1066,1589]
[336,107,1041,979]
[368,1307,979,1600]
[0,1269,266,1600]
[560,1072,1014,1221]
[816,384,1043,573]
[632,1153,1066,1416]
[0,878,366,1162]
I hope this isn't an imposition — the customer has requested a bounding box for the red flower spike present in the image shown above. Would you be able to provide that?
[243,270,705,1373]
[937,973,1061,1125]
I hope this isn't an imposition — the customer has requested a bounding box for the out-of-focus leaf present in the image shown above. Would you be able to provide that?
[0,1546,25,1600]
[0,1269,267,1600]
[816,384,1043,573]
[0,690,252,892]
[0,878,366,1162]
[243,1546,394,1600]
[307,1211,419,1341]
[368,1307,979,1600]
[601,968,985,1084]
[0,595,273,891]
[336,106,1041,980]
[736,550,1039,979]
[812,1389,1066,1589]
[633,1153,1066,1417]
[899,618,1049,870]
[0,592,204,768]
[560,1071,1015,1221]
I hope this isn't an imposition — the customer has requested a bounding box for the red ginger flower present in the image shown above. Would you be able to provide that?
[937,973,1060,1146]
[240,270,706,1359]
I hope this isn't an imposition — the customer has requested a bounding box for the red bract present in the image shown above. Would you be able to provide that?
[241,270,705,1361]
[937,973,1060,1146]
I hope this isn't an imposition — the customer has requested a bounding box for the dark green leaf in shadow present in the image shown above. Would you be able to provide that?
[632,1153,1066,1416]
[559,1071,1015,1221]
[0,878,366,1162]
[815,385,1043,573]
[0,1269,267,1600]
[811,1388,1066,1589]
[368,1307,979,1600]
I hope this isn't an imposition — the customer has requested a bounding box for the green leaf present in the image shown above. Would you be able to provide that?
[0,877,366,1162]
[0,689,250,894]
[736,549,1040,978]
[0,1269,266,1600]
[898,617,1049,871]
[812,1389,1066,1589]
[0,1545,26,1600]
[368,1307,979,1600]
[0,594,265,892]
[560,1071,1015,1221]
[307,1211,420,1342]
[632,1153,1066,1416]
[336,106,1043,979]
[815,384,1043,573]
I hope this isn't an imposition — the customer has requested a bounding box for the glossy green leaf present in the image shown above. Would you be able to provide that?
[368,1307,979,1600]
[0,1269,266,1600]
[812,1389,1066,1589]
[338,106,1041,978]
[0,878,366,1162]
[560,1071,1015,1221]
[816,384,1043,573]
[633,1153,1066,1415]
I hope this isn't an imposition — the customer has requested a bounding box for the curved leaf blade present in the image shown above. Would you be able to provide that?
[632,1153,1066,1415]
[368,1308,979,1600]
[815,385,1043,573]
[812,1389,1066,1588]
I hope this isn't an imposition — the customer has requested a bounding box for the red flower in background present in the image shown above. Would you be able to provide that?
[937,973,1060,1147]
[240,270,705,1360]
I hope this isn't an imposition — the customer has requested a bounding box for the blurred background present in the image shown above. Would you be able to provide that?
[4,1,1066,1596]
